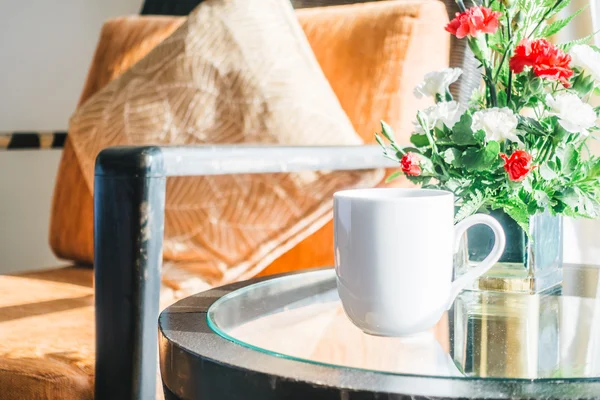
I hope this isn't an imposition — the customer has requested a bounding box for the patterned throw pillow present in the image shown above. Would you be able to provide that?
[65,0,382,285]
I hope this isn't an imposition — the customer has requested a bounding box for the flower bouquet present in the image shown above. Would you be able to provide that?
[377,0,600,291]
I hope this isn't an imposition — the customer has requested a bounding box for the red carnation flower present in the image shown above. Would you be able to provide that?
[509,39,573,87]
[445,6,502,39]
[501,150,534,182]
[400,152,422,177]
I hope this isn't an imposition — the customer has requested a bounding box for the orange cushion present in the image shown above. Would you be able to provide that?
[299,0,449,143]
[0,265,209,400]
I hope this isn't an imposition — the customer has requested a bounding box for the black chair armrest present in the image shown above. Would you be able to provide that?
[94,144,394,399]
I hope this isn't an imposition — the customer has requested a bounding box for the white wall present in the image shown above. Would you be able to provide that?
[0,151,63,274]
[0,0,143,274]
[1,0,144,131]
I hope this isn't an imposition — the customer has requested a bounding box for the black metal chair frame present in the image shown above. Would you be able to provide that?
[94,145,395,399]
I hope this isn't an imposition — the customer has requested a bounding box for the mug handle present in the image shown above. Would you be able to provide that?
[444,214,506,309]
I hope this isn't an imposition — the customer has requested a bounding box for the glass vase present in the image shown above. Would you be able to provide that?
[455,209,563,293]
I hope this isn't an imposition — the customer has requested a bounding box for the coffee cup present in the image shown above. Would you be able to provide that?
[334,188,505,337]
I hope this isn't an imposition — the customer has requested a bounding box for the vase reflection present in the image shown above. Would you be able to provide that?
[451,265,600,379]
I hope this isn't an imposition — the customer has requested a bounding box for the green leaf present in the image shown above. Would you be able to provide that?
[385,171,403,183]
[474,130,486,143]
[528,78,544,94]
[557,188,580,209]
[581,192,600,217]
[461,141,501,171]
[527,200,540,215]
[454,190,486,223]
[562,144,579,175]
[434,127,447,139]
[497,89,508,108]
[410,134,430,148]
[444,89,453,102]
[443,148,462,167]
[518,116,547,136]
[589,158,600,178]
[540,162,558,180]
[572,72,596,96]
[500,204,530,233]
[518,187,530,204]
[534,190,551,207]
[402,146,421,154]
[445,178,467,192]
[559,29,600,52]
[407,171,432,184]
[541,6,586,38]
[553,201,567,214]
[552,0,574,16]
[522,176,533,193]
[450,113,478,145]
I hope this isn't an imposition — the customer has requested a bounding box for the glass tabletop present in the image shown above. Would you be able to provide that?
[207,265,600,380]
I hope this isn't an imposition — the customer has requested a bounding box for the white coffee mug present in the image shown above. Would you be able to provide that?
[334,188,505,337]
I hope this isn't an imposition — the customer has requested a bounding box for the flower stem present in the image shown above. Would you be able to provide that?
[485,65,498,107]
[390,141,406,156]
[422,126,451,178]
[424,127,438,154]
[505,12,513,106]
[527,0,565,38]
[538,136,553,163]
[494,44,512,82]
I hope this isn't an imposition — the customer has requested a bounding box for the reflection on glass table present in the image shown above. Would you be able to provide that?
[207,264,600,380]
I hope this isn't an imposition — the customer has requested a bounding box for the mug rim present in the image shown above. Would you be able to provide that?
[334,188,453,202]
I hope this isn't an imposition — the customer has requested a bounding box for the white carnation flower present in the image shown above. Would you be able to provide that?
[414,101,464,133]
[570,44,600,82]
[414,68,463,99]
[546,93,596,136]
[471,107,520,143]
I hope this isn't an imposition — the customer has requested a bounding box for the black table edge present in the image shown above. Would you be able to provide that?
[158,268,600,400]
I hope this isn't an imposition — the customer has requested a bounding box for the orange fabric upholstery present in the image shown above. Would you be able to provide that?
[0,268,95,400]
[0,266,208,400]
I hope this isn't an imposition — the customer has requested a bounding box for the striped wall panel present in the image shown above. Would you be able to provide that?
[0,132,67,150]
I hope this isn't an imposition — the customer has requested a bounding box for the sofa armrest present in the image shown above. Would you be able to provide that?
[93,144,395,400]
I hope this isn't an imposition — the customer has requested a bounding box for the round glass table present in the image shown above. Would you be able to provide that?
[159,264,600,399]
